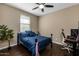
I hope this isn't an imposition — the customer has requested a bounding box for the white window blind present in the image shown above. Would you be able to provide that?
[20,15,30,32]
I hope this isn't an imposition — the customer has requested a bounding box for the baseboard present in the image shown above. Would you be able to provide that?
[53,41,63,46]
[0,41,63,50]
[0,44,17,50]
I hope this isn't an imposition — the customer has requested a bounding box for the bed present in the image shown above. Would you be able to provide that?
[17,31,52,55]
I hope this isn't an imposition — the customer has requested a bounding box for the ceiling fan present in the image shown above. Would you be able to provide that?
[32,3,54,12]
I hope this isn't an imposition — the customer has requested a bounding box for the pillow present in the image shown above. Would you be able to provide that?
[20,32,30,37]
[25,31,36,37]
[29,31,37,37]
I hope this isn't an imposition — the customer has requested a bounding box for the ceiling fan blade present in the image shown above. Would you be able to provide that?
[36,3,40,5]
[41,3,45,5]
[36,3,45,5]
[32,6,39,10]
[41,8,44,12]
[45,5,54,7]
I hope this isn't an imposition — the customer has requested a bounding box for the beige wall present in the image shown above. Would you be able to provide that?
[0,4,38,48]
[0,3,79,48]
[39,4,79,44]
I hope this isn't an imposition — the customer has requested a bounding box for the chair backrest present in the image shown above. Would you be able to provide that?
[61,29,66,38]
[61,29,66,44]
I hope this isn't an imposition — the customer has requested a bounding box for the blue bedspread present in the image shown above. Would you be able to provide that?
[17,31,51,55]
[20,36,51,55]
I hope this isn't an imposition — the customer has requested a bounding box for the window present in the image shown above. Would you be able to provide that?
[20,15,30,32]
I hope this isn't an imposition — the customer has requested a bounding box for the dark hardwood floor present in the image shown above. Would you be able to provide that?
[0,43,72,56]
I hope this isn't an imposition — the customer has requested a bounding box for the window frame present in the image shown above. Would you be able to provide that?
[20,15,31,32]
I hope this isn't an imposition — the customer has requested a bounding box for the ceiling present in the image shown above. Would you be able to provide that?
[6,3,78,16]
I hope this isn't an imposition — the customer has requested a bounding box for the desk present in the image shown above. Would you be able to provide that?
[65,39,78,56]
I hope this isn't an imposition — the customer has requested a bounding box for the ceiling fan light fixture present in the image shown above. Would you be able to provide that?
[39,5,44,9]
[32,3,54,12]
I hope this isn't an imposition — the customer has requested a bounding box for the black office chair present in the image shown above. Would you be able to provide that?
[61,29,73,53]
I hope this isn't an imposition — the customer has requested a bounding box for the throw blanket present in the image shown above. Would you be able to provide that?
[35,42,39,56]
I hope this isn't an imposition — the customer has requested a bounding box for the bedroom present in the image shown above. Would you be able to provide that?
[0,3,79,56]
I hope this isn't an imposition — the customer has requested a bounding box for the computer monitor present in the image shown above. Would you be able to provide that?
[71,29,79,39]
